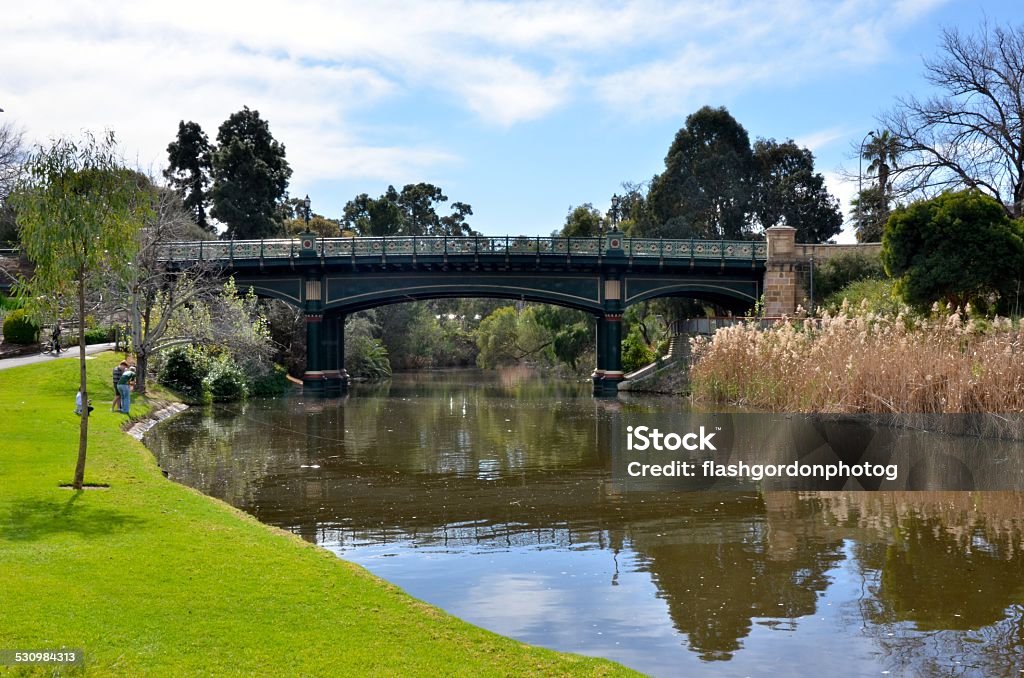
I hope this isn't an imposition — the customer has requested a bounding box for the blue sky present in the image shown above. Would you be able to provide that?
[3,1,1021,242]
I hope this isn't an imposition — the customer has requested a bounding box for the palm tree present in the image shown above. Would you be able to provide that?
[861,130,901,196]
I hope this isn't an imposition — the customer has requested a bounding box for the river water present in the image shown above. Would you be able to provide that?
[145,368,1024,676]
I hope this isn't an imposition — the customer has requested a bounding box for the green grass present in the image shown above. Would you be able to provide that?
[0,354,635,676]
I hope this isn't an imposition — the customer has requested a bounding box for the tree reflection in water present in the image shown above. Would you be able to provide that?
[146,370,1024,675]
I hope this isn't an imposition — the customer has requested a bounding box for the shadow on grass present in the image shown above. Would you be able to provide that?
[0,492,147,542]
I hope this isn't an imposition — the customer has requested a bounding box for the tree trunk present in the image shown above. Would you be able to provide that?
[135,348,149,395]
[73,274,89,490]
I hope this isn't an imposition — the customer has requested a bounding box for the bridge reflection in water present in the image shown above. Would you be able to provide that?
[145,370,1024,676]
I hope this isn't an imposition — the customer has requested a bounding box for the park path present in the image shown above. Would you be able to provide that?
[0,343,116,371]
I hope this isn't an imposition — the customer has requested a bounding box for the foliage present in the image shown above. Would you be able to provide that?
[881,190,1024,312]
[752,139,843,243]
[2,307,38,344]
[11,130,151,489]
[342,183,474,237]
[822,278,903,317]
[639,107,841,242]
[164,120,213,232]
[159,344,211,400]
[552,321,592,370]
[622,323,655,373]
[881,22,1024,217]
[67,326,116,345]
[561,203,606,237]
[346,313,392,379]
[248,363,291,398]
[851,185,890,243]
[209,107,292,239]
[644,106,755,239]
[203,354,249,402]
[814,252,887,300]
[476,306,523,368]
[690,309,1024,413]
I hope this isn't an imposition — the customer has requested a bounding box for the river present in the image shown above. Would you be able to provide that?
[145,368,1024,676]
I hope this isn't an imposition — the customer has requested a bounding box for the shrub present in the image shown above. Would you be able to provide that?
[823,278,903,317]
[159,345,211,400]
[622,323,655,373]
[248,363,291,397]
[203,356,249,402]
[814,252,887,300]
[346,335,392,380]
[67,326,116,346]
[2,309,40,344]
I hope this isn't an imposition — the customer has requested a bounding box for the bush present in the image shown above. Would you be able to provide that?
[67,326,116,346]
[622,323,655,373]
[346,335,392,380]
[823,278,903,317]
[2,309,40,344]
[814,252,887,300]
[159,345,211,400]
[248,363,291,397]
[204,356,249,402]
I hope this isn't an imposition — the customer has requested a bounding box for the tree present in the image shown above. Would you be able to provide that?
[881,22,1024,217]
[881,190,1024,312]
[752,139,843,243]
[851,186,890,243]
[861,130,901,198]
[12,131,151,489]
[644,106,755,239]
[341,184,475,236]
[560,203,605,237]
[117,182,217,394]
[0,121,27,245]
[210,107,292,239]
[164,121,213,232]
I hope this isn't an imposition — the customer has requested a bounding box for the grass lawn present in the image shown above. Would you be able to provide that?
[0,353,635,676]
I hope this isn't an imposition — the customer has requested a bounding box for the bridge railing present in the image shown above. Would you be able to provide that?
[156,236,767,263]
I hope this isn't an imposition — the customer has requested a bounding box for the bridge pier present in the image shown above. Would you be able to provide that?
[596,313,624,396]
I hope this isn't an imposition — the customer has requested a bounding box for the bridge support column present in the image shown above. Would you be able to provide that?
[303,312,326,392]
[320,313,349,396]
[592,315,607,390]
[600,313,624,395]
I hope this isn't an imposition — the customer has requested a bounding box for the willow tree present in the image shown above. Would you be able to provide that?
[13,131,151,489]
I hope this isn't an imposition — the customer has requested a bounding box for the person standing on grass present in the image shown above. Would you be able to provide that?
[117,364,136,415]
[112,360,128,411]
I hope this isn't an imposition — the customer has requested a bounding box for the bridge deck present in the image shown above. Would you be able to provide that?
[158,235,767,265]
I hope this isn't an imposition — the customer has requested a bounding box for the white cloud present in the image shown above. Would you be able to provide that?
[1,0,952,198]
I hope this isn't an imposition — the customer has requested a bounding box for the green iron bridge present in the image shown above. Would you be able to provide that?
[159,230,779,395]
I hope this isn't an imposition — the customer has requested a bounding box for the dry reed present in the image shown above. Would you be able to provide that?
[689,301,1024,413]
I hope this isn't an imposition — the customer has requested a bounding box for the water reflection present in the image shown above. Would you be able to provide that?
[146,369,1024,676]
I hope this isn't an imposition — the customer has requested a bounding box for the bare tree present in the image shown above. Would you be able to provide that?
[881,22,1024,216]
[118,184,219,393]
[0,121,27,246]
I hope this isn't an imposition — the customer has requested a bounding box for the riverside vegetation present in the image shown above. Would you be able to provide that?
[689,302,1024,414]
[0,354,632,676]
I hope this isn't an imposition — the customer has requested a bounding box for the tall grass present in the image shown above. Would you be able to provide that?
[689,302,1024,413]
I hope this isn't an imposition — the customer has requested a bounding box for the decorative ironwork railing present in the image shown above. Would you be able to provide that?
[157,236,767,262]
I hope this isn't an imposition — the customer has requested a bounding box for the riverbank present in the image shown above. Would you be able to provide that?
[0,354,632,676]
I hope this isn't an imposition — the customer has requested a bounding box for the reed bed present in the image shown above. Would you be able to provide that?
[689,303,1024,413]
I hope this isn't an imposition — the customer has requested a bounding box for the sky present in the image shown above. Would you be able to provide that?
[3,1,1021,243]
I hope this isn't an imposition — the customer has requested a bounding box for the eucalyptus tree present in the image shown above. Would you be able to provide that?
[12,131,152,489]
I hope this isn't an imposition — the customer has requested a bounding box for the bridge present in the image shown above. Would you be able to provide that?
[157,225,836,395]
